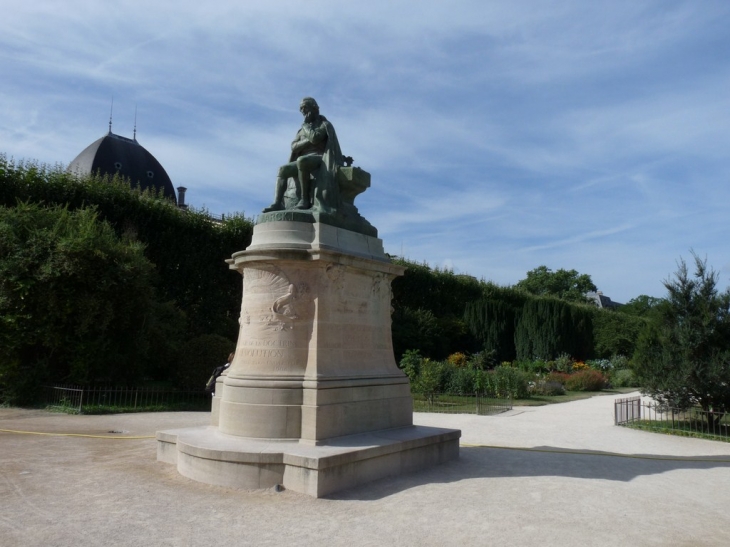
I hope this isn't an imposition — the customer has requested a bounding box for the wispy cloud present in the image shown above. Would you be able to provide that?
[2,0,730,302]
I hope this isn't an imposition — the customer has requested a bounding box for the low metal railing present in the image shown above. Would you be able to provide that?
[412,392,512,416]
[615,396,730,440]
[45,385,210,413]
[614,395,641,425]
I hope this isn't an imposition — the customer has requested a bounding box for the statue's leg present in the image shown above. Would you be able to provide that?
[294,155,323,210]
[263,163,297,212]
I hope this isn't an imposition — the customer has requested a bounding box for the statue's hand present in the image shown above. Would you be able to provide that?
[291,138,308,152]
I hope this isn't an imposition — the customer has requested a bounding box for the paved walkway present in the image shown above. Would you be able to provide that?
[2,392,729,546]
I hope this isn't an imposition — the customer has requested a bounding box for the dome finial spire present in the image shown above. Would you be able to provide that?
[108,95,114,134]
[133,104,138,141]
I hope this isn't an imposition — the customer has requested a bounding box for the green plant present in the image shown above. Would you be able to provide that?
[445,366,475,395]
[447,352,468,367]
[531,380,566,396]
[489,365,531,399]
[587,359,612,372]
[466,350,496,371]
[633,252,730,428]
[610,354,630,370]
[554,353,574,373]
[611,368,636,388]
[399,349,424,383]
[515,359,550,374]
[413,359,445,402]
[545,372,571,385]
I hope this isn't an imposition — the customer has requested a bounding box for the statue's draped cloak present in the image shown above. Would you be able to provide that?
[288,115,343,213]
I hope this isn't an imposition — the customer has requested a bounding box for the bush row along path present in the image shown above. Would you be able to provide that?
[1,392,730,547]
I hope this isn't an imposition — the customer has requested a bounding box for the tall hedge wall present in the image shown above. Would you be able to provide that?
[465,293,646,362]
[0,156,253,340]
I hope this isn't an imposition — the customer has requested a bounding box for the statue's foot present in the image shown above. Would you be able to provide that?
[294,199,311,210]
[262,202,284,213]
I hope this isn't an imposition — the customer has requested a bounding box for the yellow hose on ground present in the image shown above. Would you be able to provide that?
[0,428,155,439]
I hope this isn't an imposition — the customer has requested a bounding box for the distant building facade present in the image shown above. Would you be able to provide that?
[586,291,622,309]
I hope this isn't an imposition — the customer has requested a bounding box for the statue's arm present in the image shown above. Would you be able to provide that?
[291,123,327,152]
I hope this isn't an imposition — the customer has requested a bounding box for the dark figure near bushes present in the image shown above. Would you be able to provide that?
[205,353,234,395]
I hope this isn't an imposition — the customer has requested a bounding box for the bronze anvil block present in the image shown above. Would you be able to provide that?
[336,166,371,205]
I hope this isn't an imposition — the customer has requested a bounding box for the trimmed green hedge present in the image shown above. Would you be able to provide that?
[0,156,253,340]
[0,156,253,401]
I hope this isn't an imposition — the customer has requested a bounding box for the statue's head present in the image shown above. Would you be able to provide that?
[300,97,319,121]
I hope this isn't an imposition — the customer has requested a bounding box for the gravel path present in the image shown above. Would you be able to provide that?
[2,392,729,547]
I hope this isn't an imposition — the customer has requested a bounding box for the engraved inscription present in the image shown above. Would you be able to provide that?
[240,339,296,348]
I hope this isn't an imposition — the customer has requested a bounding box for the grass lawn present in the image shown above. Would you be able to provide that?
[625,419,730,443]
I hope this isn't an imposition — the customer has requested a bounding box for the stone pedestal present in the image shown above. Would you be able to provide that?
[158,219,460,497]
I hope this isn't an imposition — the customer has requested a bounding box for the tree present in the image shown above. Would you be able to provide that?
[620,294,665,319]
[592,309,647,358]
[515,266,597,303]
[513,297,594,360]
[0,202,182,403]
[633,253,730,427]
[464,299,517,363]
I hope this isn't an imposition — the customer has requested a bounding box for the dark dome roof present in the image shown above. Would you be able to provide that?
[68,132,176,200]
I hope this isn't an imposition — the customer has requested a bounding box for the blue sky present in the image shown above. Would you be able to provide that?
[2,0,729,303]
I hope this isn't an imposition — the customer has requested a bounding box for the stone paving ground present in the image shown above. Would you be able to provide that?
[2,391,730,547]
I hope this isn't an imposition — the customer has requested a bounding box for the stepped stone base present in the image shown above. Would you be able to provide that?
[157,425,460,498]
[157,219,460,497]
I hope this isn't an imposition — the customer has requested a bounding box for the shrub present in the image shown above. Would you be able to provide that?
[489,365,531,399]
[413,359,446,397]
[399,349,423,383]
[466,350,496,370]
[587,358,612,372]
[447,352,468,368]
[516,359,550,375]
[445,366,475,395]
[610,354,630,370]
[545,372,571,385]
[554,353,574,373]
[611,368,636,388]
[572,361,589,371]
[531,380,566,396]
[564,369,607,391]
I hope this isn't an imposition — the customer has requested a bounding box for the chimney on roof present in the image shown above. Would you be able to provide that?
[177,186,188,209]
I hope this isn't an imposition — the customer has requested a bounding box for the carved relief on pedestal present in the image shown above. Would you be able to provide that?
[241,263,313,331]
[325,263,346,292]
[271,282,311,330]
[371,272,388,295]
[230,263,314,377]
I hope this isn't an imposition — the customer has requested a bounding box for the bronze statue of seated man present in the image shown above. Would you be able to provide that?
[263,97,343,213]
